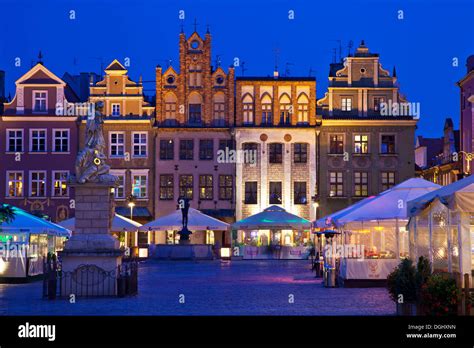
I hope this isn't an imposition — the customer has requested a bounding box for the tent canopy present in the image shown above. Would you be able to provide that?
[408,174,474,216]
[140,208,229,232]
[58,213,142,233]
[0,204,71,237]
[317,178,441,228]
[232,205,311,231]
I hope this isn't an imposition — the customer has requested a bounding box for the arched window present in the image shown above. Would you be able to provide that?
[164,93,177,119]
[188,93,203,124]
[297,93,309,123]
[242,94,254,125]
[279,94,292,125]
[213,92,225,125]
[261,94,273,125]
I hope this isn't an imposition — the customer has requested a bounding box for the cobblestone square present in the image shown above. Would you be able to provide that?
[0,260,395,316]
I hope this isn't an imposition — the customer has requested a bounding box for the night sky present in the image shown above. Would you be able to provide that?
[0,0,472,138]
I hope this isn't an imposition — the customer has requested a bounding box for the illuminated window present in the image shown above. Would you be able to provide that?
[381,172,395,191]
[30,171,46,197]
[188,93,202,124]
[261,94,272,125]
[199,175,213,200]
[354,134,369,154]
[297,94,309,123]
[329,171,344,197]
[53,171,69,197]
[131,173,148,199]
[219,175,233,200]
[213,93,225,124]
[160,174,174,200]
[7,171,23,197]
[354,172,368,197]
[179,175,193,200]
[242,94,254,124]
[342,97,352,112]
[279,94,292,124]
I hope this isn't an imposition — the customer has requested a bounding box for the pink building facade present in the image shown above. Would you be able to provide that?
[0,63,79,221]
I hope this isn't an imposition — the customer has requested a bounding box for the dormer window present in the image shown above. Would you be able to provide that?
[33,91,47,112]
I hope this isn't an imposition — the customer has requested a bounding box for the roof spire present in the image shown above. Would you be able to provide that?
[193,18,198,33]
[392,65,397,77]
[38,50,43,65]
[206,24,210,34]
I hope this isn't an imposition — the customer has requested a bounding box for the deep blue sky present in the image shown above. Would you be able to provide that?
[0,0,472,138]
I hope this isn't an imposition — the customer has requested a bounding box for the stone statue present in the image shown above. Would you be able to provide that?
[73,101,115,184]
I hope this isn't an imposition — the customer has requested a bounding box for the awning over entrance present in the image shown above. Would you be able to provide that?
[232,205,311,230]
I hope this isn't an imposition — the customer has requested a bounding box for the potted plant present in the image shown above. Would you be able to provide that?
[421,274,459,316]
[387,258,418,315]
[415,256,432,314]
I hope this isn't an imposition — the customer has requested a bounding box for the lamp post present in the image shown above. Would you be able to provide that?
[127,194,136,221]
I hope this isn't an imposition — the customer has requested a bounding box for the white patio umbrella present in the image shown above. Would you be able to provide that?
[58,213,141,232]
[139,208,229,231]
[329,178,441,227]
[0,204,71,237]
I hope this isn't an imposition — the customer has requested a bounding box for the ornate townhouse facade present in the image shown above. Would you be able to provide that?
[234,76,317,222]
[316,41,417,217]
[153,30,235,246]
[0,63,79,221]
[85,60,155,246]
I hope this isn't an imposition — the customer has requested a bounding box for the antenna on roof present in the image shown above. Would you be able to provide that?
[90,57,104,77]
[347,40,353,57]
[273,47,280,76]
[241,61,247,76]
[332,48,337,64]
[309,67,315,77]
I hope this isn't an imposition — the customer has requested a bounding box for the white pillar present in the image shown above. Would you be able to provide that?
[457,212,472,284]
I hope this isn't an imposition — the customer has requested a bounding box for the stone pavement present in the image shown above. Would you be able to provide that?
[0,260,395,315]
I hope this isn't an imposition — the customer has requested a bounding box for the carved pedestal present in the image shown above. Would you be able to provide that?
[59,181,123,297]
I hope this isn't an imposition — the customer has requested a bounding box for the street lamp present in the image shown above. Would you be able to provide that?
[127,194,136,221]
